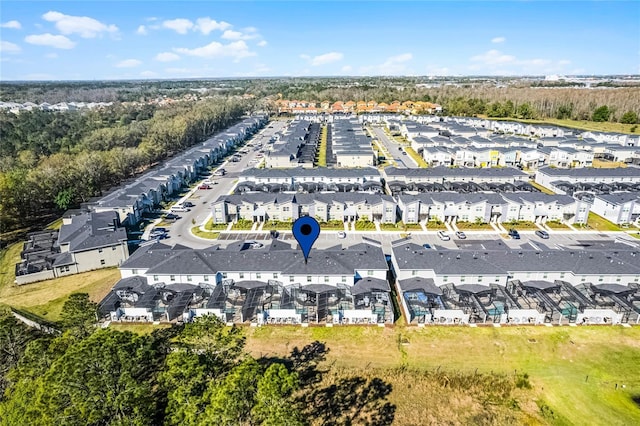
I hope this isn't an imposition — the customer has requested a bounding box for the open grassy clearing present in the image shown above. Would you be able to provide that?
[244,325,640,426]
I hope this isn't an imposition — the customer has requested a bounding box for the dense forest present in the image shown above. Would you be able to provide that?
[0,300,395,425]
[0,97,251,239]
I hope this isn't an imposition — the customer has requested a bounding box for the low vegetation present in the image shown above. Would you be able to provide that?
[504,220,540,230]
[545,220,571,230]
[354,219,376,231]
[315,124,327,167]
[582,212,622,232]
[530,181,556,195]
[318,220,345,230]
[243,325,640,426]
[190,226,220,240]
[203,219,229,231]
[455,221,495,230]
[231,219,254,230]
[404,146,429,168]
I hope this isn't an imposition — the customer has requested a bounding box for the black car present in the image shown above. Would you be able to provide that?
[508,229,520,239]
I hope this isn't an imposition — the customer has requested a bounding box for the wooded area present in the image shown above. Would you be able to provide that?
[0,97,250,239]
[0,303,395,426]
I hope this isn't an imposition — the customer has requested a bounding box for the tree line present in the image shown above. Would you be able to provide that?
[0,299,395,425]
[0,98,250,238]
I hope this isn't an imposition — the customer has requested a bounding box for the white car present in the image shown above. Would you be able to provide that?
[437,231,451,241]
[337,231,346,239]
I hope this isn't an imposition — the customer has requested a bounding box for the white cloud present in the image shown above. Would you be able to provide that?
[140,70,158,78]
[257,40,268,47]
[115,59,142,68]
[470,49,516,65]
[155,52,180,62]
[310,52,344,66]
[136,25,147,35]
[195,17,231,34]
[491,36,506,44]
[174,40,255,60]
[45,52,58,59]
[558,59,571,66]
[0,41,21,53]
[42,11,118,38]
[341,65,352,73]
[162,18,193,34]
[221,29,260,41]
[363,52,413,74]
[1,20,22,30]
[25,33,76,49]
[299,54,310,60]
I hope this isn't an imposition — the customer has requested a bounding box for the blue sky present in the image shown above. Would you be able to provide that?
[1,1,638,80]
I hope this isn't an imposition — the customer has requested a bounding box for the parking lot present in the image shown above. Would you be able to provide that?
[209,229,639,254]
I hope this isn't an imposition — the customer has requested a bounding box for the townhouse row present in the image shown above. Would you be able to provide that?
[100,240,393,325]
[98,238,640,326]
[87,115,267,225]
[392,241,640,325]
[211,191,592,226]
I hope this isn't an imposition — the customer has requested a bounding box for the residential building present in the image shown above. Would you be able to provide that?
[591,192,640,225]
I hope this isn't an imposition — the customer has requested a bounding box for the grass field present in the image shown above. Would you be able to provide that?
[243,325,640,426]
[530,181,556,195]
[191,226,220,239]
[404,147,429,168]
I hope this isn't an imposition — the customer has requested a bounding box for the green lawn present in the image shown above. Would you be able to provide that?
[455,221,495,230]
[315,124,327,167]
[546,221,571,230]
[504,221,541,230]
[190,226,220,240]
[204,219,229,231]
[354,220,376,231]
[582,212,622,232]
[231,219,254,230]
[319,220,345,230]
[241,325,640,426]
[404,147,429,168]
[530,181,556,195]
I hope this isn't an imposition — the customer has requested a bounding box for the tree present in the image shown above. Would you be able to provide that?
[620,111,638,124]
[592,105,611,122]
[0,309,42,398]
[59,293,98,337]
[253,363,303,426]
[517,103,535,119]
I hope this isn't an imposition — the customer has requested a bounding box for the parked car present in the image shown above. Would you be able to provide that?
[270,230,280,239]
[455,231,467,239]
[164,213,180,220]
[535,230,550,239]
[437,231,450,241]
[422,243,432,249]
[402,151,407,155]
[182,201,194,207]
[198,184,211,190]
[508,229,521,239]
[337,231,346,239]
[213,169,226,176]
[170,205,190,212]
[246,240,264,249]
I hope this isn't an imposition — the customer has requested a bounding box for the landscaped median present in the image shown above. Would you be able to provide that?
[403,146,429,168]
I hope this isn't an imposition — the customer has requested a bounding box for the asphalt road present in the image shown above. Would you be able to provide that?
[154,120,289,249]
[370,126,418,168]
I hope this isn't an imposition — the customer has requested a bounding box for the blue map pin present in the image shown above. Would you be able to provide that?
[292,216,320,264]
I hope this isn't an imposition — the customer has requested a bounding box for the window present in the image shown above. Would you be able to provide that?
[100,259,105,265]
[341,276,347,282]
[170,275,176,281]
[543,273,548,279]
[560,272,565,279]
[204,275,209,282]
[290,275,295,282]
[616,277,621,282]
[307,276,312,283]
[239,272,244,279]
[324,276,329,283]
[98,248,103,253]
[222,272,228,279]
[112,246,117,251]
[153,275,158,281]
[256,273,261,279]
[273,273,278,279]
[581,277,586,282]
[412,270,417,276]
[478,276,483,282]
[460,276,466,282]
[132,269,138,274]
[367,270,374,276]
[598,276,604,282]
[187,275,192,282]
